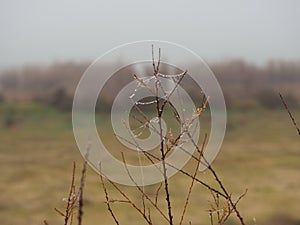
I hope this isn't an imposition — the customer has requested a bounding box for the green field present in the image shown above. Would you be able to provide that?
[0,103,299,225]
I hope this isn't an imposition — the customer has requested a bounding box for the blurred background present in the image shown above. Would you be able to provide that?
[0,1,300,225]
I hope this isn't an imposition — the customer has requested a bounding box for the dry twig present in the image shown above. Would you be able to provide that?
[279,93,300,136]
[100,172,120,225]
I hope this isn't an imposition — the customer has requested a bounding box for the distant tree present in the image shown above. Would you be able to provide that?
[51,88,73,111]
[0,93,4,103]
[256,89,280,109]
[3,108,15,128]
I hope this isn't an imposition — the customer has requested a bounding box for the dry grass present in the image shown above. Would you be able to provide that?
[0,104,300,224]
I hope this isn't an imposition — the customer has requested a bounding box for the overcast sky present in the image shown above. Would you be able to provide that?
[0,0,299,70]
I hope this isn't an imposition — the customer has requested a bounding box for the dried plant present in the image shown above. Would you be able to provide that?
[50,47,247,225]
[52,162,78,225]
[47,158,88,225]
[97,47,247,225]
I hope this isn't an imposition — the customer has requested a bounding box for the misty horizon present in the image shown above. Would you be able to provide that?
[1,0,300,70]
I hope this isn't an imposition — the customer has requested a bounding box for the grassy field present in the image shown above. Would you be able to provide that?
[0,103,299,225]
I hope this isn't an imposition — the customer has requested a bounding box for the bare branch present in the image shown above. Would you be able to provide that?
[154,53,174,225]
[100,174,120,225]
[152,45,156,74]
[77,144,90,225]
[179,134,208,225]
[279,93,300,136]
[64,162,76,225]
[121,153,170,223]
[156,48,161,73]
[115,131,227,198]
[155,183,162,207]
[186,129,246,225]
[105,177,152,224]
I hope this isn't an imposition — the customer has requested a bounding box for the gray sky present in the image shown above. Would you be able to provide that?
[0,0,300,70]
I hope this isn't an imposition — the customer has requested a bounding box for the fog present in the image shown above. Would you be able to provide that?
[1,0,300,70]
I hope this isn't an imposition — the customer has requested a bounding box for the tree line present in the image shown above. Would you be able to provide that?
[0,59,299,110]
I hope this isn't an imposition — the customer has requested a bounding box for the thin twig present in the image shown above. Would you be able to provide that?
[130,98,160,136]
[160,70,187,114]
[179,134,208,225]
[115,132,227,198]
[187,130,246,225]
[121,153,170,223]
[279,93,300,136]
[209,212,214,225]
[152,45,156,74]
[147,207,152,224]
[153,50,174,225]
[77,146,89,225]
[156,48,161,73]
[55,208,65,217]
[175,97,246,225]
[155,182,162,206]
[133,74,156,96]
[141,192,146,215]
[100,174,120,225]
[64,162,76,225]
[105,177,152,224]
